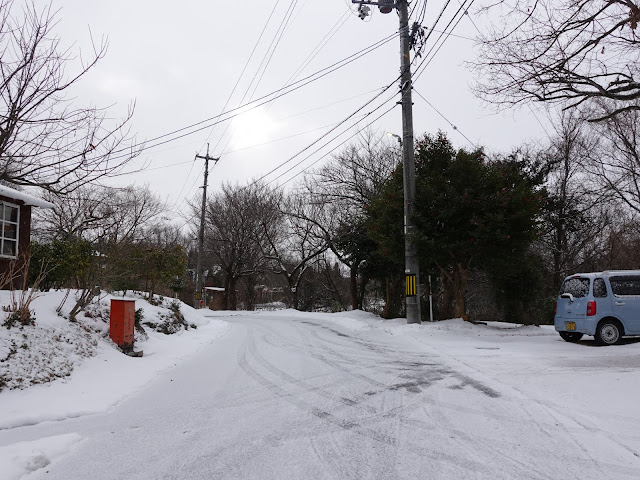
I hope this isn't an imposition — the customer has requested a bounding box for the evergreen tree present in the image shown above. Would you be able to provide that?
[367,132,544,320]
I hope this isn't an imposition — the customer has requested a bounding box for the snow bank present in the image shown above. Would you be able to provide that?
[379,317,556,337]
[0,291,229,430]
[0,433,82,480]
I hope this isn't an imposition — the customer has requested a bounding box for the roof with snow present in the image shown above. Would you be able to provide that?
[0,185,54,209]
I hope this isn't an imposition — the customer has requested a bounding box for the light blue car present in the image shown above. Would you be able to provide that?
[554,271,640,345]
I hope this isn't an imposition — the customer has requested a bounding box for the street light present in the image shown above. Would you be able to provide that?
[387,132,402,145]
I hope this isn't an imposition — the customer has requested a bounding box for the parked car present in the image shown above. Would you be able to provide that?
[554,271,640,345]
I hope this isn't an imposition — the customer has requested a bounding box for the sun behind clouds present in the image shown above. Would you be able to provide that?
[229,107,280,151]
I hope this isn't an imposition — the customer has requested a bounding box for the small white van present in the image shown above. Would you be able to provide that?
[554,271,640,345]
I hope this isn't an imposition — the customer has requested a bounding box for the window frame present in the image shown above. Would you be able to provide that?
[0,201,20,259]
[609,276,640,297]
[593,278,608,298]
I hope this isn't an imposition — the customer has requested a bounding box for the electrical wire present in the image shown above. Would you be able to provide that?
[413,0,475,81]
[96,30,401,166]
[269,10,351,110]
[272,0,478,186]
[239,0,468,190]
[174,0,476,217]
[217,7,353,157]
[129,115,371,174]
[263,98,397,187]
[209,0,299,156]
[275,103,397,188]
[413,88,477,148]
[458,0,481,35]
[197,0,284,154]
[248,0,301,102]
[245,82,399,188]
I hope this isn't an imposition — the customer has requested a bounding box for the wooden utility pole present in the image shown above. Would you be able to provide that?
[352,0,421,323]
[194,144,219,309]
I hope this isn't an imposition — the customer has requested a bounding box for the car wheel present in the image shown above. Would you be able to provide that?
[559,331,583,342]
[595,321,623,346]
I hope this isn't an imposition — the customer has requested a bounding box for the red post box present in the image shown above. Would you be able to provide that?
[110,299,135,351]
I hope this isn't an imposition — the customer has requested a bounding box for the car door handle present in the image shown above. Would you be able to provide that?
[615,302,626,306]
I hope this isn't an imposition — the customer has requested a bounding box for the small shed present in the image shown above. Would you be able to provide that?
[205,286,226,310]
[0,184,54,285]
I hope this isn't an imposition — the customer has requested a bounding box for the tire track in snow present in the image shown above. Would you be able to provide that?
[298,319,640,479]
[236,323,502,478]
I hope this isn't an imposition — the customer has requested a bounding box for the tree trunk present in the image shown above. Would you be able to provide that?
[452,263,468,318]
[349,266,358,310]
[245,276,256,311]
[224,275,237,310]
[288,275,299,310]
[357,273,369,310]
[382,275,403,319]
[323,262,347,311]
[438,267,453,319]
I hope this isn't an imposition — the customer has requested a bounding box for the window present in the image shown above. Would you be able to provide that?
[561,277,590,298]
[609,276,640,296]
[593,278,608,298]
[0,202,18,258]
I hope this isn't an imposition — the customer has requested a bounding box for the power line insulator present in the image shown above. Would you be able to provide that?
[358,5,371,20]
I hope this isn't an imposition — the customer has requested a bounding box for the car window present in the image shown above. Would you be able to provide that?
[609,276,640,296]
[593,278,608,298]
[560,278,590,298]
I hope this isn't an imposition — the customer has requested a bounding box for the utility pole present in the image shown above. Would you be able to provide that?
[194,144,219,309]
[352,0,421,323]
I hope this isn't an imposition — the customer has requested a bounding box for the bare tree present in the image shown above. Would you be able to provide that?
[259,192,329,309]
[304,131,399,310]
[0,0,140,194]
[32,184,167,317]
[34,184,166,244]
[475,0,640,121]
[537,110,611,290]
[588,102,640,213]
[204,182,276,310]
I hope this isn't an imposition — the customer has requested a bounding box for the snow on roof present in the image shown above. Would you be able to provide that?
[0,184,54,209]
[205,287,225,292]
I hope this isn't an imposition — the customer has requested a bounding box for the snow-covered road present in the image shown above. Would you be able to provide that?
[2,311,640,479]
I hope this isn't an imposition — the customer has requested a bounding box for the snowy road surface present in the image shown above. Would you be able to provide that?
[2,311,640,479]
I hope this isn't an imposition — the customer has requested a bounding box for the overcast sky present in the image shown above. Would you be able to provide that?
[53,0,551,224]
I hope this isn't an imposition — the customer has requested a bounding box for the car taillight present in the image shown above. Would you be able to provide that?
[587,301,596,316]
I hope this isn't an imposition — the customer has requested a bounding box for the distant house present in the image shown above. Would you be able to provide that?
[0,184,54,284]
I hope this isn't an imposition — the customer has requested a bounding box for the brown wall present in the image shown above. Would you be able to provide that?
[0,194,32,288]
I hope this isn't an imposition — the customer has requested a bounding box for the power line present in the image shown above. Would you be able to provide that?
[413,88,477,148]
[174,0,475,212]
[209,0,296,156]
[240,0,468,189]
[217,6,352,157]
[248,0,301,102]
[268,10,351,111]
[413,0,476,81]
[198,0,284,154]
[176,0,475,227]
[99,31,401,166]
[264,100,397,187]
[458,0,481,36]
[276,103,398,187]
[246,82,398,187]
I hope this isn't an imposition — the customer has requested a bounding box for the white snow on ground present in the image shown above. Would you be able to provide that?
[0,291,229,431]
[2,306,640,478]
[261,308,372,331]
[0,434,82,480]
[306,311,640,459]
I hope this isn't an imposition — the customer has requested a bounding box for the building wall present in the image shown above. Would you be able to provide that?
[0,194,32,288]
